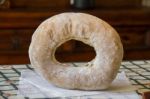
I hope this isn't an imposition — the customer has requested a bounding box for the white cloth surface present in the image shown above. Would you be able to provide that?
[17,70,141,99]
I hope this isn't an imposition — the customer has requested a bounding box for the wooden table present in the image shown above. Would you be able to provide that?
[0,60,150,99]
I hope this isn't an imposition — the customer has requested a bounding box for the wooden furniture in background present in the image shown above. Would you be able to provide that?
[143,91,150,99]
[0,0,150,64]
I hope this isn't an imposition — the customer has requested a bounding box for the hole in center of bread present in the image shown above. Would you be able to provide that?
[55,39,96,63]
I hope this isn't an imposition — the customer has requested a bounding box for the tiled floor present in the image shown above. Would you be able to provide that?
[0,61,150,99]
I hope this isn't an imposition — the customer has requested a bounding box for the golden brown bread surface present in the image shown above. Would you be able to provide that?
[29,13,123,90]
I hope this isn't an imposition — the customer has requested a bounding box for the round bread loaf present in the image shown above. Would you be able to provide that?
[29,13,123,90]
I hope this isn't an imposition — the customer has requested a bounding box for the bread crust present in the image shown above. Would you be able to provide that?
[29,13,123,90]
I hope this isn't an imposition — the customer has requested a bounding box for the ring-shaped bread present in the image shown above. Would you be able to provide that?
[29,13,123,90]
